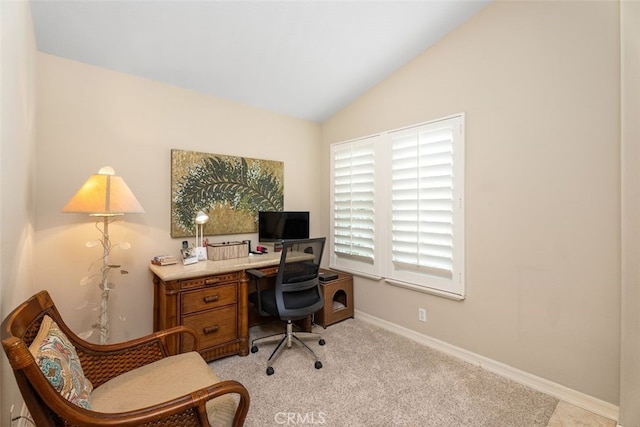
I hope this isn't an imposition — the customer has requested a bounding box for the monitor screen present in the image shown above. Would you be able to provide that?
[258,211,310,242]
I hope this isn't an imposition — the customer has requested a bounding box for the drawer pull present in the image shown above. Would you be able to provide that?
[203,295,219,303]
[203,325,220,335]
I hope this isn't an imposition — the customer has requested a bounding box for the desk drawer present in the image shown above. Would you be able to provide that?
[181,284,237,315]
[180,272,238,290]
[182,306,237,350]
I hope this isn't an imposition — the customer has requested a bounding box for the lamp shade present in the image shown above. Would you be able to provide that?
[62,167,145,216]
[195,210,209,224]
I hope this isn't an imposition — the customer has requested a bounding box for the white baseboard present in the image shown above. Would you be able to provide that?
[355,310,619,422]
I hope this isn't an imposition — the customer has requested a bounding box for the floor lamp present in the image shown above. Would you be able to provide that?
[62,166,144,344]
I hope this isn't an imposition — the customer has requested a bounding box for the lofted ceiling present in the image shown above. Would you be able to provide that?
[30,0,490,122]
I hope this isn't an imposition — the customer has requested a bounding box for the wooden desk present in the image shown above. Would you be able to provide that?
[150,252,310,362]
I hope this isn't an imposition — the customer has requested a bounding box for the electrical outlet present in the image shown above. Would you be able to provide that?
[418,307,426,322]
[19,403,30,427]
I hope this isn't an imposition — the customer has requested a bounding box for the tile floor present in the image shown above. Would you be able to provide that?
[547,402,617,427]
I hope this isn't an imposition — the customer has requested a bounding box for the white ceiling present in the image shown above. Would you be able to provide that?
[29,0,490,122]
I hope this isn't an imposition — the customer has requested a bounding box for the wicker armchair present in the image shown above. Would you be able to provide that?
[2,290,250,426]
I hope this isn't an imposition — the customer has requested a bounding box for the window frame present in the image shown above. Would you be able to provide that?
[329,113,465,299]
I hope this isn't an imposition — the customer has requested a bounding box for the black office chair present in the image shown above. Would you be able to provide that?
[247,237,326,375]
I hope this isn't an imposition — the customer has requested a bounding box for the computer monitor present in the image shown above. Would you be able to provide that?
[258,211,310,242]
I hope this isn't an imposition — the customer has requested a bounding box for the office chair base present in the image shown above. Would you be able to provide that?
[251,321,325,375]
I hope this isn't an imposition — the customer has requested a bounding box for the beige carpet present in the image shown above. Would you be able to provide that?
[210,318,559,426]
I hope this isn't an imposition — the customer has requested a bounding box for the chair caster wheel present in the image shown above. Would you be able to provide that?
[319,339,326,346]
[266,366,275,375]
[315,361,322,369]
[251,346,258,353]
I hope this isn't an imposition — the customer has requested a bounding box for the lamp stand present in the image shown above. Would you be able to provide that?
[94,216,118,344]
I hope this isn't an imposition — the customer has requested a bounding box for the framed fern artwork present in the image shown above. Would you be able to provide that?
[171,149,284,238]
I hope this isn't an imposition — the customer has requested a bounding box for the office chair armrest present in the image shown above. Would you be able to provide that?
[246,269,266,279]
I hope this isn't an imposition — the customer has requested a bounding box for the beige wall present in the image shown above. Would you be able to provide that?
[620,1,640,425]
[322,1,621,404]
[0,0,38,419]
[34,54,322,343]
[2,0,630,420]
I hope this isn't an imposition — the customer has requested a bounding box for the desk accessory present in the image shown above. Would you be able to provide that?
[319,271,338,282]
[207,241,249,261]
[194,210,209,261]
[151,255,178,266]
[181,248,198,265]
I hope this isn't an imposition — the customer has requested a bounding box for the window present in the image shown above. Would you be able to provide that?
[330,114,465,298]
[329,136,382,278]
[386,116,465,296]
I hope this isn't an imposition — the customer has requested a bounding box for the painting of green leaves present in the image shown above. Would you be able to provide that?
[171,150,284,238]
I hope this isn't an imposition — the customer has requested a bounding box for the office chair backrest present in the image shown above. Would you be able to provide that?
[275,237,326,321]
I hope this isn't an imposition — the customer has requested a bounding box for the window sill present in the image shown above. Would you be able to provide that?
[328,265,382,281]
[384,278,466,301]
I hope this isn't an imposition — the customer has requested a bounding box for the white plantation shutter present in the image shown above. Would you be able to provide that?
[390,126,454,276]
[387,116,464,295]
[332,137,377,264]
[330,114,464,297]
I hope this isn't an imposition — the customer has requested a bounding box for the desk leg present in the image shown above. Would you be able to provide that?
[152,275,160,332]
[238,270,249,356]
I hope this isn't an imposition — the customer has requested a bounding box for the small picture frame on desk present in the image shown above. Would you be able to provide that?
[194,246,207,261]
[181,248,198,265]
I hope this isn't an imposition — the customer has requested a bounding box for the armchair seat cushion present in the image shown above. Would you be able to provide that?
[91,351,238,426]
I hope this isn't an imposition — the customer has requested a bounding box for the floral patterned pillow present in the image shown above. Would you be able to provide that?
[28,315,93,409]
